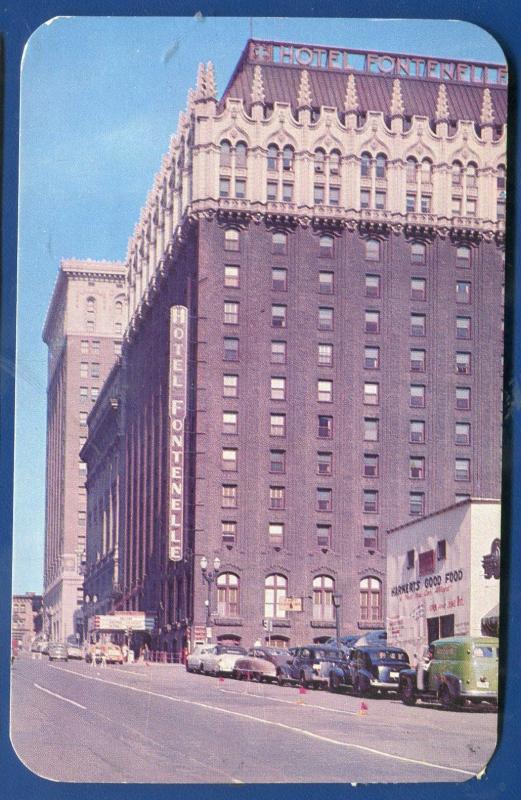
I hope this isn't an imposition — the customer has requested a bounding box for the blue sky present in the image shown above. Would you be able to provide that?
[13,16,506,594]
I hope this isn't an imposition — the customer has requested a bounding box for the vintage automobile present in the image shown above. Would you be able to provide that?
[354,629,387,647]
[399,636,499,710]
[186,644,214,673]
[232,647,292,682]
[325,634,361,652]
[200,644,248,676]
[47,641,69,662]
[287,645,348,689]
[349,646,410,697]
[85,641,124,665]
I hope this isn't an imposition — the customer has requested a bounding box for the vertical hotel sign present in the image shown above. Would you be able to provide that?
[168,305,188,561]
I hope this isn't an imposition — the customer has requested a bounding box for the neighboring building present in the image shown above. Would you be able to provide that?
[42,258,127,641]
[386,498,500,662]
[11,593,43,650]
[80,39,505,653]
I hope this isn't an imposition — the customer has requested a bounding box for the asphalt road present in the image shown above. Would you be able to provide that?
[10,653,498,784]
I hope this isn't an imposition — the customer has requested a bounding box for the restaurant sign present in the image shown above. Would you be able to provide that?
[168,305,188,562]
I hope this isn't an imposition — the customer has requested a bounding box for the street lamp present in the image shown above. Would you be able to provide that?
[332,592,342,651]
[200,556,221,643]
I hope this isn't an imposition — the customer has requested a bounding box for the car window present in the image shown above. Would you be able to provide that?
[473,646,495,657]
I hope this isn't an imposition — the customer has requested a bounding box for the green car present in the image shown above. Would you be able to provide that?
[399,636,498,710]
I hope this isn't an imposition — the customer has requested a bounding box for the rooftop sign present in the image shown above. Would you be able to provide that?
[249,41,508,86]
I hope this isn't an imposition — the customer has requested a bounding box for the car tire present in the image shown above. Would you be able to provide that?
[401,679,417,706]
[300,671,312,689]
[277,673,286,687]
[439,684,461,711]
[329,673,340,692]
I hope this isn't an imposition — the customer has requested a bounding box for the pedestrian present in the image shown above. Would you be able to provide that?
[122,643,129,663]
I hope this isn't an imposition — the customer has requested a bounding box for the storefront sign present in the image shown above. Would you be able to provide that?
[168,305,188,562]
[391,568,464,597]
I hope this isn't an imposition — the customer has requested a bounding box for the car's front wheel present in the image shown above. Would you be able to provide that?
[439,684,461,711]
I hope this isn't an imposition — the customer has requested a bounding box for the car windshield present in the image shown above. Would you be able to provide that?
[219,647,246,654]
[473,646,497,658]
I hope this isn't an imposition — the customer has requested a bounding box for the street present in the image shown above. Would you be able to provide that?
[10,653,497,784]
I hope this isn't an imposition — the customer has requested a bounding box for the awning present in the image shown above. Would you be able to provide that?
[481,604,500,636]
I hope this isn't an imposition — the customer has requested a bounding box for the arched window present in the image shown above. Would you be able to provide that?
[365,239,380,261]
[319,234,334,257]
[115,300,123,316]
[314,148,326,174]
[264,574,288,619]
[224,228,240,252]
[452,161,462,186]
[272,231,287,255]
[282,145,294,171]
[466,162,477,188]
[421,159,432,184]
[359,577,382,622]
[86,297,96,313]
[411,242,426,265]
[217,573,239,617]
[375,153,387,179]
[267,144,279,171]
[235,141,247,169]
[406,157,417,183]
[361,152,371,178]
[312,575,335,621]
[220,140,231,167]
[329,149,341,176]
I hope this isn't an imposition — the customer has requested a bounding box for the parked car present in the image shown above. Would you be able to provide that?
[232,647,292,682]
[200,644,248,676]
[47,642,69,662]
[287,645,348,689]
[399,636,499,711]
[186,644,214,673]
[31,638,48,654]
[325,634,361,657]
[327,651,355,692]
[66,642,84,660]
[85,641,124,664]
[354,630,387,647]
[349,646,410,697]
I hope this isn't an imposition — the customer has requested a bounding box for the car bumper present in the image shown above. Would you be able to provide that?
[461,690,497,702]
[370,680,400,691]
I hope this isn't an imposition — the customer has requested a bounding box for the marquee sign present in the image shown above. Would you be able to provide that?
[168,305,188,562]
[249,41,508,86]
[90,613,155,631]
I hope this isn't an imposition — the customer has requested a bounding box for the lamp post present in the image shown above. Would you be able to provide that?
[200,556,221,644]
[332,592,342,651]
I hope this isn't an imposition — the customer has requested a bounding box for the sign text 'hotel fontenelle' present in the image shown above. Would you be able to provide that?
[168,305,188,562]
[249,41,508,86]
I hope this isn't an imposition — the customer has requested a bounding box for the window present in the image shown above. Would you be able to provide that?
[222,448,237,471]
[364,417,379,442]
[329,186,340,206]
[364,453,379,477]
[224,228,239,252]
[410,420,425,443]
[365,239,380,261]
[114,341,122,356]
[497,164,506,190]
[406,157,417,183]
[365,274,380,298]
[271,305,287,328]
[363,489,378,513]
[217,573,239,617]
[410,314,426,336]
[267,144,279,171]
[222,411,238,435]
[270,450,286,474]
[114,321,122,335]
[91,363,100,378]
[313,575,334,619]
[410,385,425,408]
[270,413,286,437]
[452,161,462,185]
[317,487,332,512]
[466,162,477,188]
[420,195,431,213]
[456,387,471,410]
[456,316,471,339]
[78,510,86,525]
[235,178,246,199]
[317,451,332,476]
[318,271,334,294]
[272,232,287,254]
[410,492,425,516]
[224,337,239,361]
[375,153,387,179]
[456,281,471,303]
[79,411,88,427]
[421,159,432,184]
[411,242,426,264]
[364,382,379,405]
[267,181,278,201]
[80,386,88,401]
[363,526,378,550]
[318,415,333,438]
[318,380,333,402]
[268,523,284,547]
[406,549,415,568]
[282,146,294,171]
[91,387,99,401]
[219,177,230,197]
[220,139,231,166]
[411,278,426,301]
[81,340,89,354]
[456,246,470,268]
[80,362,88,378]
[375,191,386,210]
[360,189,370,209]
[466,198,476,216]
[282,182,293,202]
[223,374,238,397]
[497,199,506,220]
[271,377,286,400]
[269,486,285,510]
[455,422,471,445]
[361,152,371,178]
[410,349,426,372]
[314,184,325,204]
[406,193,417,213]
[318,307,333,331]
[360,577,381,622]
[316,526,332,550]
[364,346,380,369]
[410,456,425,479]
[272,268,287,292]
[222,521,237,545]
[456,352,471,374]
[222,484,238,508]
[318,343,333,366]
[455,458,470,481]
[364,310,380,334]
[437,539,447,561]
[329,150,340,176]
[271,340,286,364]
[319,235,334,256]
[452,196,462,215]
[235,141,247,168]
[265,574,287,618]
[91,341,100,354]
[223,302,239,325]
[419,550,435,576]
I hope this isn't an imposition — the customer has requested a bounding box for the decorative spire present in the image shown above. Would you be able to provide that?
[195,62,206,99]
[390,78,404,117]
[250,64,265,105]
[480,87,495,126]
[186,87,195,114]
[344,74,359,113]
[205,61,217,99]
[435,83,450,121]
[297,69,312,109]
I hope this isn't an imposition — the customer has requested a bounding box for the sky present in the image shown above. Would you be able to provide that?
[13,15,507,595]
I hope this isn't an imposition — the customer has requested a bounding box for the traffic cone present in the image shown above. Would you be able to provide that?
[358,701,368,716]
[218,676,225,684]
[296,685,307,704]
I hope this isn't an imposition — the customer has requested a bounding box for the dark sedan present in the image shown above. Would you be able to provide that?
[287,645,349,689]
[349,646,410,697]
